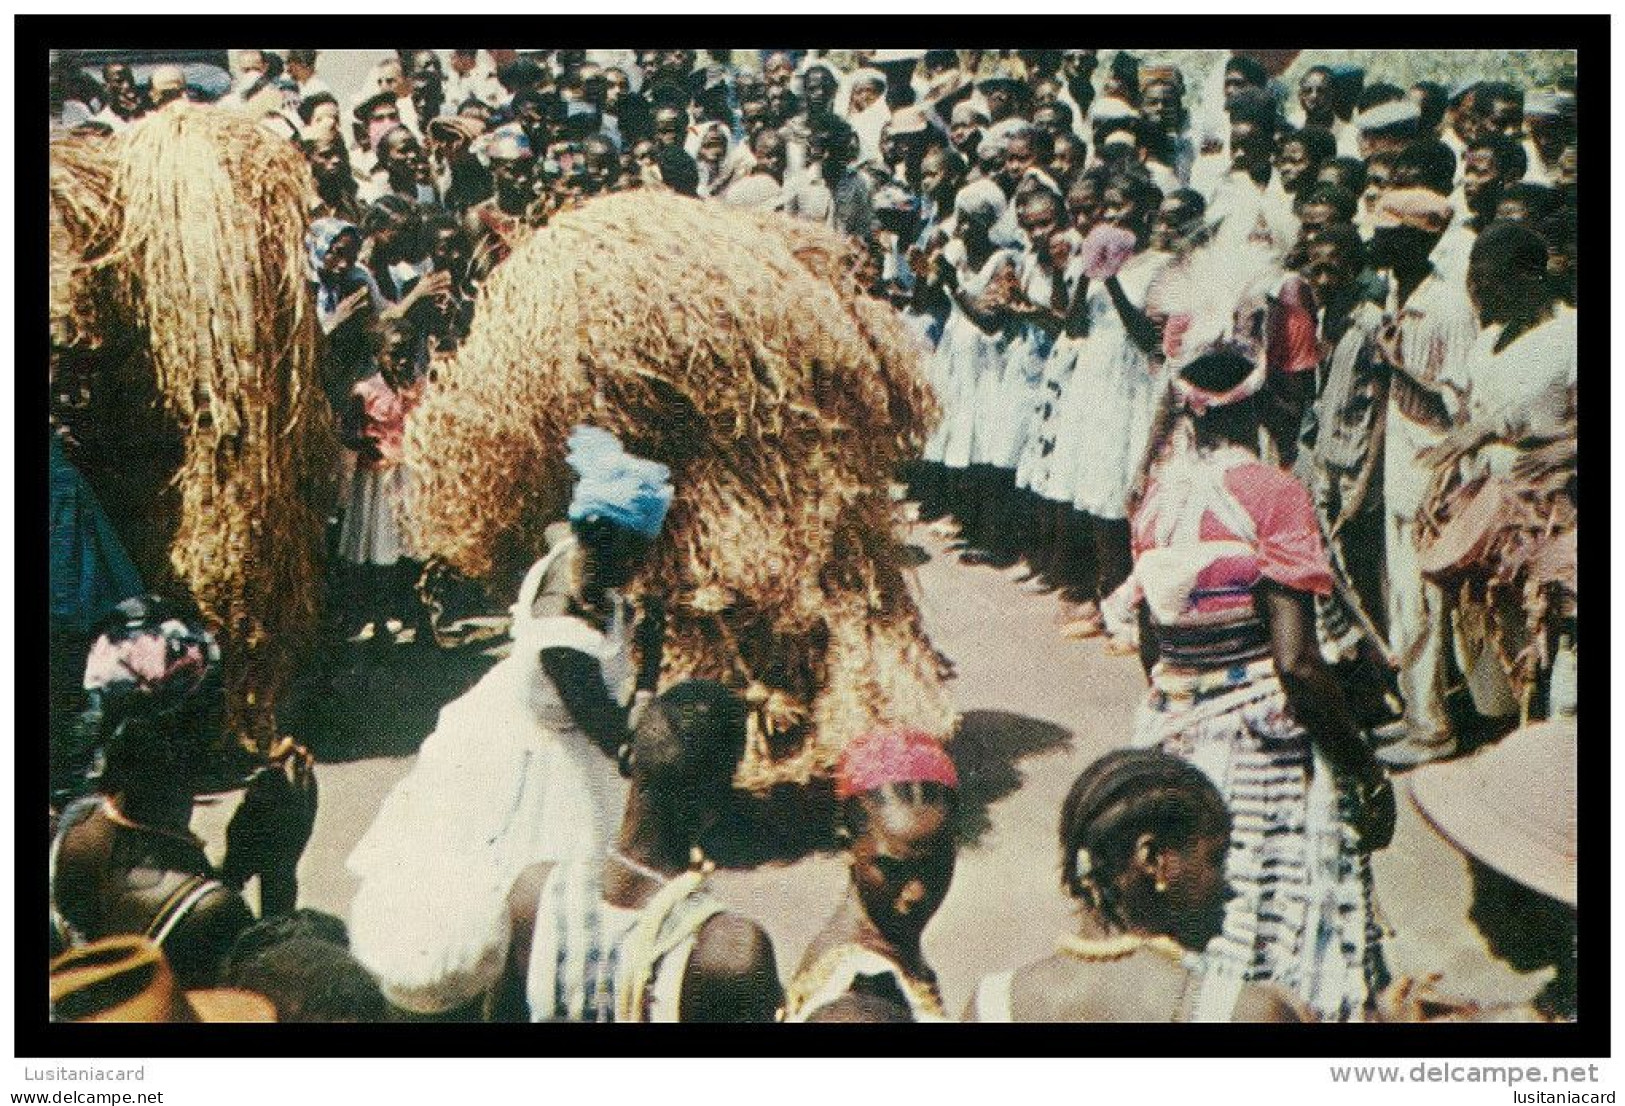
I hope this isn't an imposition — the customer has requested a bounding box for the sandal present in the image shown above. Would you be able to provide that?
[1061,612,1106,639]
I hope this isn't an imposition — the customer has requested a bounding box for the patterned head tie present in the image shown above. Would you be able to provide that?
[82,596,221,725]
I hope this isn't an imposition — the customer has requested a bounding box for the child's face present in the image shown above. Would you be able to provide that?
[322,231,360,277]
[1070,183,1102,232]
[379,331,416,385]
[1276,140,1312,192]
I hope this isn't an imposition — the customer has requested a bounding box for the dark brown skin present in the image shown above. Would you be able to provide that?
[501,754,783,1024]
[936,223,1013,336]
[1104,274,1163,356]
[794,788,957,1021]
[978,952,1305,1023]
[1259,580,1395,848]
[55,809,255,988]
[1137,551,1393,850]
[503,860,781,1023]
[1061,180,1106,339]
[55,741,316,987]
[1370,227,1456,430]
[532,527,663,759]
[538,649,630,759]
[962,827,1304,1023]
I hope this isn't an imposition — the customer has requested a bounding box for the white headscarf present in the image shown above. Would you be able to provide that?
[953,177,1006,229]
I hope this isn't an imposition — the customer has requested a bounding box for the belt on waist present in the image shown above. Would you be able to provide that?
[1151,656,1280,701]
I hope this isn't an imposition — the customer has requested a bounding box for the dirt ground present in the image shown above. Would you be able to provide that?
[191,517,1541,1018]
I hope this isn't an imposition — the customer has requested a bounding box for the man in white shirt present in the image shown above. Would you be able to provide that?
[1366,188,1479,767]
[1139,75,1195,186]
[784,117,875,242]
[350,91,404,185]
[1203,90,1296,254]
[444,49,506,111]
[359,125,439,207]
[285,50,329,102]
[1291,64,1361,158]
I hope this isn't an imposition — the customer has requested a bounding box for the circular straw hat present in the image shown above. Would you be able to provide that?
[1409,718,1577,907]
[51,935,276,1023]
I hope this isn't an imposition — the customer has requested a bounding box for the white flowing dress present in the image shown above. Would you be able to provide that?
[921,243,1017,471]
[346,537,634,1015]
[1059,249,1171,521]
[1016,254,1084,496]
[983,251,1057,474]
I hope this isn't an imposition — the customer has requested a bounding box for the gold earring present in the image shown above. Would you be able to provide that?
[1155,877,1168,893]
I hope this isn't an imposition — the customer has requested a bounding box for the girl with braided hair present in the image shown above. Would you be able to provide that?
[968,749,1304,1022]
[783,727,960,1023]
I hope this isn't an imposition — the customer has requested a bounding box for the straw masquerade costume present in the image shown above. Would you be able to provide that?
[347,427,673,1016]
[1122,266,1388,1023]
[49,105,333,755]
[406,189,955,787]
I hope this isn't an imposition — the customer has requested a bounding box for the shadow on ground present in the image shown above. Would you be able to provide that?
[705,709,1073,869]
[280,638,504,763]
[948,710,1074,847]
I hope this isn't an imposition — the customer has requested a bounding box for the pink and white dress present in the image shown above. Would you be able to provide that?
[338,372,422,567]
[1127,445,1386,1022]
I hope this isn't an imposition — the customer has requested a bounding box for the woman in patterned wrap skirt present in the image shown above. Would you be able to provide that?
[1124,342,1396,1022]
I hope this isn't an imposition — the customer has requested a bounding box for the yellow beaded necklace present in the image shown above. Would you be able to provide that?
[1056,932,1189,963]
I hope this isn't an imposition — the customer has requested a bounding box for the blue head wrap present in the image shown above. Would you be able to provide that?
[565,426,673,539]
[307,218,361,315]
[487,125,534,161]
[308,217,359,276]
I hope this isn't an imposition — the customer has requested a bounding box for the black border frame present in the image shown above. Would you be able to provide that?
[18,11,1610,1060]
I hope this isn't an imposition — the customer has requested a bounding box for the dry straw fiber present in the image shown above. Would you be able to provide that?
[407,190,955,786]
[49,106,333,752]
